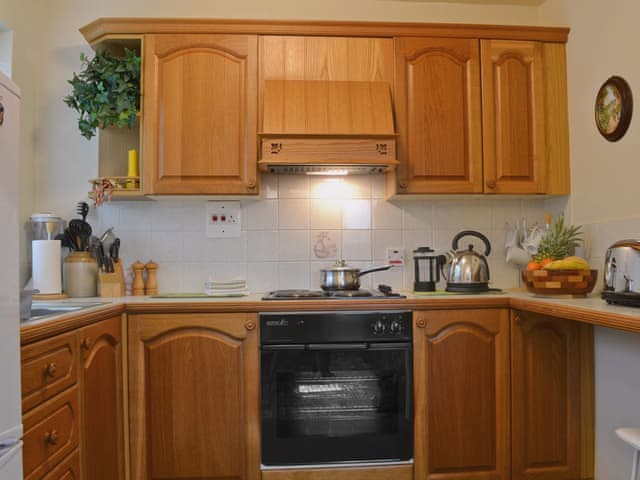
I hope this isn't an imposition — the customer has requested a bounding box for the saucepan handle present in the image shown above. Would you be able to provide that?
[357,264,393,277]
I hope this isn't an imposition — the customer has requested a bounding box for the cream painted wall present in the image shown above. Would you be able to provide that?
[542,2,640,479]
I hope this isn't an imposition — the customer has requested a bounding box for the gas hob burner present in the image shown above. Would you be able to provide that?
[262,287,405,300]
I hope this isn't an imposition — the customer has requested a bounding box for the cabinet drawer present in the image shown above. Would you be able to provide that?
[41,449,80,480]
[260,138,397,164]
[22,331,78,412]
[23,387,79,480]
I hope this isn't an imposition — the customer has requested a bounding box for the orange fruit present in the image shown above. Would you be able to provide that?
[526,261,540,271]
[540,258,553,268]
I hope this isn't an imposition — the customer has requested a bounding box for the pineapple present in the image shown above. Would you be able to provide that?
[533,215,583,262]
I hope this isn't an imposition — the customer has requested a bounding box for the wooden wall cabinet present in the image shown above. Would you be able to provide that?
[128,313,260,480]
[20,314,124,480]
[143,34,258,195]
[413,309,510,480]
[511,310,594,480]
[393,38,570,195]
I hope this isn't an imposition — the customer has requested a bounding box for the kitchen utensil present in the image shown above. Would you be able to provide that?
[443,230,491,292]
[320,260,393,291]
[63,251,98,297]
[506,245,531,267]
[76,201,89,222]
[413,247,447,292]
[68,218,92,251]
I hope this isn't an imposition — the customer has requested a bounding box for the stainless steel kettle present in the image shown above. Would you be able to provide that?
[443,230,491,292]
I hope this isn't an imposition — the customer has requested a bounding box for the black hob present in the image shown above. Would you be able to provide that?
[262,288,406,300]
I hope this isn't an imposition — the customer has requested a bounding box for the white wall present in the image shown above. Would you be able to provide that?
[539,2,640,478]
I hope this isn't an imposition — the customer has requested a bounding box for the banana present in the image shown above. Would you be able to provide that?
[543,256,590,270]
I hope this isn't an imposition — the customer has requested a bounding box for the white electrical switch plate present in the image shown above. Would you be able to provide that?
[386,248,405,266]
[206,201,241,238]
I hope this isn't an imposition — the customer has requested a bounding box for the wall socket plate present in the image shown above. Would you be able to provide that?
[386,247,405,266]
[205,201,241,238]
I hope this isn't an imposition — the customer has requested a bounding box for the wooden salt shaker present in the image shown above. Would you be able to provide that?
[144,261,158,295]
[131,261,146,296]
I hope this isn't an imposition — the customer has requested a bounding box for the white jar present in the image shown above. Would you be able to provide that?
[63,251,98,297]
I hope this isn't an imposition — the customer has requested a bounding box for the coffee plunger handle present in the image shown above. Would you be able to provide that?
[451,230,492,256]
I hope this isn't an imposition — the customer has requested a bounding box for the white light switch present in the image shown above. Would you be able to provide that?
[386,247,405,266]
[206,201,241,238]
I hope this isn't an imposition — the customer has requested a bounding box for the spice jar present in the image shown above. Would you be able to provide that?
[63,251,98,297]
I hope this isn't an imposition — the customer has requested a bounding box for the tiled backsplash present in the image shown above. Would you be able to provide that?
[79,174,565,294]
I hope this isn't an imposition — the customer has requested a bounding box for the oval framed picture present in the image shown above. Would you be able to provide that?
[595,75,633,141]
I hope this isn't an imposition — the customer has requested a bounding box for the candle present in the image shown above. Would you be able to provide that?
[127,149,139,189]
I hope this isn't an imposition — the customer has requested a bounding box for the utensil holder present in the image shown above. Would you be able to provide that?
[63,251,98,298]
[98,260,126,297]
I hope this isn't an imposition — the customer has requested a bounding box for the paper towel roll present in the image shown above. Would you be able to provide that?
[32,240,62,294]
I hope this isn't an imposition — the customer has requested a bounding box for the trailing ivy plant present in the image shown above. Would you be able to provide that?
[64,48,141,140]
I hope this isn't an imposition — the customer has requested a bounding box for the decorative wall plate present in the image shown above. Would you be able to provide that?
[595,75,633,141]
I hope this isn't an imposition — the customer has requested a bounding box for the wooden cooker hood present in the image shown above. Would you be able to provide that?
[259,80,398,174]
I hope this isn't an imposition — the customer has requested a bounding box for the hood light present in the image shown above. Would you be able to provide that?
[305,169,350,176]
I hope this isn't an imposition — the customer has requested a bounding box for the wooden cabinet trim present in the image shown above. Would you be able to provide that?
[81,18,569,45]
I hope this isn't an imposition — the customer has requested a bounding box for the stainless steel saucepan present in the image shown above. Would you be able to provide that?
[320,260,393,290]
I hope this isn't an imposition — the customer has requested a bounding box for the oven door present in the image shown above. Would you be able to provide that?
[260,342,413,467]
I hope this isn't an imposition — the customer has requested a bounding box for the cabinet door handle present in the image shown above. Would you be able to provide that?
[416,319,426,328]
[81,337,92,350]
[246,181,256,190]
[486,180,497,189]
[44,362,57,378]
[44,430,59,445]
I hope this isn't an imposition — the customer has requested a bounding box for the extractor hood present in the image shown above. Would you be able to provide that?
[258,80,398,174]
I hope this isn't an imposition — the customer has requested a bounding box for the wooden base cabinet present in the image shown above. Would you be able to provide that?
[413,309,510,480]
[511,310,594,480]
[78,316,124,480]
[128,313,260,480]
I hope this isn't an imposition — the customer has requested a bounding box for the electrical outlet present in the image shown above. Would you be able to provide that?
[206,201,241,238]
[386,248,405,266]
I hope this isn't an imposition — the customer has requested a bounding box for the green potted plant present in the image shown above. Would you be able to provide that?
[64,48,141,140]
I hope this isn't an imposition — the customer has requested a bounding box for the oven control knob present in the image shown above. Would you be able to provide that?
[390,320,402,333]
[373,319,386,335]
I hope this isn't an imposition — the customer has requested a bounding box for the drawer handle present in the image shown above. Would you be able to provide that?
[44,362,57,378]
[44,430,59,445]
[376,143,388,155]
[270,143,282,155]
[81,337,92,350]
[486,179,497,189]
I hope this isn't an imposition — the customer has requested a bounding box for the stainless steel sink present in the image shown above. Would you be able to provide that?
[26,302,109,321]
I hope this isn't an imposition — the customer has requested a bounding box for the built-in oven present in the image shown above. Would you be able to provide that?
[260,310,413,468]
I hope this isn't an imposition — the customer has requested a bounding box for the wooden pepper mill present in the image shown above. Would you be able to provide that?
[144,261,158,296]
[131,261,146,296]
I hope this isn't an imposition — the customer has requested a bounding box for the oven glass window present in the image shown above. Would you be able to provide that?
[261,345,412,466]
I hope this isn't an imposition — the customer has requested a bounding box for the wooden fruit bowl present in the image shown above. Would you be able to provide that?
[521,269,598,296]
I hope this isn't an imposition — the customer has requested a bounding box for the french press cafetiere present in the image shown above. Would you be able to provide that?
[413,247,446,292]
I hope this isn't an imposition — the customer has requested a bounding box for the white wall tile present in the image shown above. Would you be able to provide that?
[433,199,492,231]
[181,201,207,232]
[260,173,279,199]
[155,261,183,294]
[209,262,247,282]
[403,230,433,255]
[182,232,207,262]
[310,199,341,229]
[345,176,372,199]
[247,262,279,293]
[205,233,247,262]
[372,229,403,260]
[181,261,214,292]
[373,199,403,230]
[278,175,309,198]
[279,230,309,261]
[279,262,310,290]
[118,230,152,267]
[371,175,387,199]
[150,231,183,262]
[247,230,279,261]
[119,203,153,231]
[151,200,185,231]
[401,202,433,230]
[342,230,372,261]
[342,199,371,229]
[279,199,309,229]
[245,199,278,230]
[371,263,405,291]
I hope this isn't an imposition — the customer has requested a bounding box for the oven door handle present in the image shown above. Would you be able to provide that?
[306,343,369,350]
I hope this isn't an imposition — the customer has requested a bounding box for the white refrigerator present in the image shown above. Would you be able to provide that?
[0,71,24,479]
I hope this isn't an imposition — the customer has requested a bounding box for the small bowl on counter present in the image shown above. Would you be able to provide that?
[521,269,598,296]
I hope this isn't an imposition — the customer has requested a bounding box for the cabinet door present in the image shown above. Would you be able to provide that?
[511,310,594,480]
[413,309,510,480]
[481,40,546,194]
[394,37,483,193]
[129,313,260,480]
[143,34,258,194]
[78,315,124,480]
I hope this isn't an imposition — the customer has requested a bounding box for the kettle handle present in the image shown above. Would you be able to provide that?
[451,230,492,256]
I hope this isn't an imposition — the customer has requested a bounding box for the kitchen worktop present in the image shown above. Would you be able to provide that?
[20,290,640,345]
